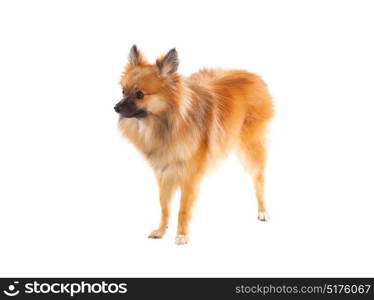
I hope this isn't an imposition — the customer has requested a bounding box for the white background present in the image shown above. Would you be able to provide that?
[0,0,373,277]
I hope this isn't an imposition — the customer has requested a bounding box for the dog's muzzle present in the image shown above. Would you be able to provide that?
[114,100,147,118]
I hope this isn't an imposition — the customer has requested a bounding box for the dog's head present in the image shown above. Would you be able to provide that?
[114,45,180,118]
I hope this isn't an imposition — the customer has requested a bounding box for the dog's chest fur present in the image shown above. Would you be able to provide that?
[118,115,200,178]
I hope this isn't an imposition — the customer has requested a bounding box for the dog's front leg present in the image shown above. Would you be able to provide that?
[175,172,203,245]
[148,175,177,239]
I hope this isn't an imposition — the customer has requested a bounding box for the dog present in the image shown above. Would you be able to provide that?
[115,45,274,245]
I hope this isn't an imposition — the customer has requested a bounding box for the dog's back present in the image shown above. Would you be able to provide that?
[187,68,274,162]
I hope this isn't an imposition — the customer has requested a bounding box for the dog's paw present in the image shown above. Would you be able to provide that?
[175,234,189,245]
[258,211,270,222]
[148,229,165,239]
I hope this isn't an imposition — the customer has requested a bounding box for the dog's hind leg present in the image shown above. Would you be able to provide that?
[148,176,178,239]
[239,122,270,221]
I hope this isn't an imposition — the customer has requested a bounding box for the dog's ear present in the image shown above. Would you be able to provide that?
[128,44,146,66]
[156,48,179,77]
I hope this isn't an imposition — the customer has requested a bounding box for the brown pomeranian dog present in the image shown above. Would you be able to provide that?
[115,45,274,245]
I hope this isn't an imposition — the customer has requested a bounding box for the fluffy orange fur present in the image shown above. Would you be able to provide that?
[117,46,274,245]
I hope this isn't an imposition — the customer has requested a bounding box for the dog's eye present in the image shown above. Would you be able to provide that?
[135,91,144,99]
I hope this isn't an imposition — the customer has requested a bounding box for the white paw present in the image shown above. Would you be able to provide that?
[148,229,165,239]
[175,234,189,245]
[258,211,270,222]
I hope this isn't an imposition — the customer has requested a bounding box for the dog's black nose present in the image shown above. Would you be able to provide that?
[114,104,121,113]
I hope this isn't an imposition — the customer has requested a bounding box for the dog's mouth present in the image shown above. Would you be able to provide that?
[120,109,148,119]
